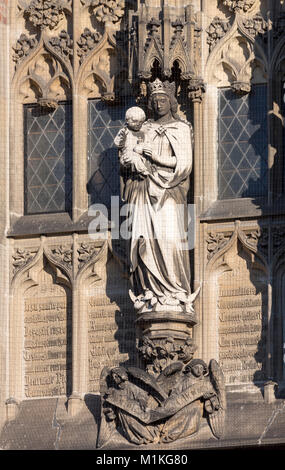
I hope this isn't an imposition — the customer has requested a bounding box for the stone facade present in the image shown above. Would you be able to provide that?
[1,0,285,448]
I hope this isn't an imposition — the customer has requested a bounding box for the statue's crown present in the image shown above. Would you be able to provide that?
[148,78,176,97]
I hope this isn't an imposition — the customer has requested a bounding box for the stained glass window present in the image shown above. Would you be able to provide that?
[87,98,135,210]
[24,103,72,214]
[218,84,268,199]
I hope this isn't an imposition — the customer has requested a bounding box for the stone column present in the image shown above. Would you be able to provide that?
[0,0,10,426]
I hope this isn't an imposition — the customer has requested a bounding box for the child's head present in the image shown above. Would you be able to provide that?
[125,107,146,131]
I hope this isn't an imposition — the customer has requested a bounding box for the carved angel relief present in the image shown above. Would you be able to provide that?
[98,359,226,447]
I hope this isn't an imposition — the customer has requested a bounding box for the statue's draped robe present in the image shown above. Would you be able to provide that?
[123,119,193,303]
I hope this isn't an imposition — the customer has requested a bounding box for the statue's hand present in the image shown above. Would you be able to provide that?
[143,145,153,158]
[115,127,128,147]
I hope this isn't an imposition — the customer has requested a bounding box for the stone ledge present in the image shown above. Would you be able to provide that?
[1,391,285,450]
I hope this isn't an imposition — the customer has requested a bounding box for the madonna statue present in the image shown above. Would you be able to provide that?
[115,78,198,315]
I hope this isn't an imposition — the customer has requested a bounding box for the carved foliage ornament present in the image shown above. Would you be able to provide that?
[24,0,71,30]
[51,245,73,266]
[220,0,256,13]
[49,30,73,63]
[77,243,102,269]
[81,0,125,26]
[13,34,38,65]
[206,232,233,261]
[139,336,197,376]
[206,228,268,263]
[77,28,102,63]
[241,14,268,39]
[207,17,231,52]
[12,248,38,275]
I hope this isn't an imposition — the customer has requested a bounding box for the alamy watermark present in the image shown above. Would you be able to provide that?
[88,196,196,250]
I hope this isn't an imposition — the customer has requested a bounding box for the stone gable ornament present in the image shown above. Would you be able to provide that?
[97,78,226,447]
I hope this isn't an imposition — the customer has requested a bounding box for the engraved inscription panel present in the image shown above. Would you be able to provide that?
[218,251,267,384]
[88,260,136,392]
[24,263,71,398]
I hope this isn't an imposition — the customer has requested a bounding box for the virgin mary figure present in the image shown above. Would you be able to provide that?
[118,79,197,314]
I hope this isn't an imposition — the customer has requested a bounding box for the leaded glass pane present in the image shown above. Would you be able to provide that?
[24,103,72,215]
[87,98,135,210]
[218,85,268,199]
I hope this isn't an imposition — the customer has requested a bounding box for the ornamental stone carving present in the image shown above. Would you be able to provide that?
[206,232,233,261]
[241,14,268,39]
[77,243,102,269]
[220,0,256,13]
[49,30,73,63]
[77,28,102,63]
[12,248,38,275]
[12,34,38,65]
[242,228,267,248]
[23,0,71,30]
[206,17,231,52]
[51,245,73,266]
[81,0,125,28]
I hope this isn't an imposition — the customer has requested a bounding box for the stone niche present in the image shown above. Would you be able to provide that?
[217,241,267,385]
[23,260,72,398]
[88,257,137,393]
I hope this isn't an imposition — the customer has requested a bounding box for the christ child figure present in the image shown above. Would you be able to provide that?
[114,106,151,176]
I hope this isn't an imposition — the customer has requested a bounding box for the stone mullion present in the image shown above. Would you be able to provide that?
[72,0,88,222]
